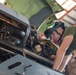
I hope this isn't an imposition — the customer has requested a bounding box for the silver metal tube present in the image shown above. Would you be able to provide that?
[0,47,16,55]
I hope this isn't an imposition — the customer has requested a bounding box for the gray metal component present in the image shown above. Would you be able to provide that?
[29,7,52,28]
[0,3,30,47]
[0,70,12,75]
[0,54,64,75]
[0,40,53,65]
[0,3,30,26]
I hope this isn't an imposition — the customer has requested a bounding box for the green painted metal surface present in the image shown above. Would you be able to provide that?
[7,0,46,19]
[6,0,63,33]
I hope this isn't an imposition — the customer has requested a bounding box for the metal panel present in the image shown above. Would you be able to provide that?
[0,54,64,75]
[0,3,30,26]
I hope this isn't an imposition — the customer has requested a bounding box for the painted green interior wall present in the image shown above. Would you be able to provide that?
[6,0,62,33]
[7,0,46,19]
